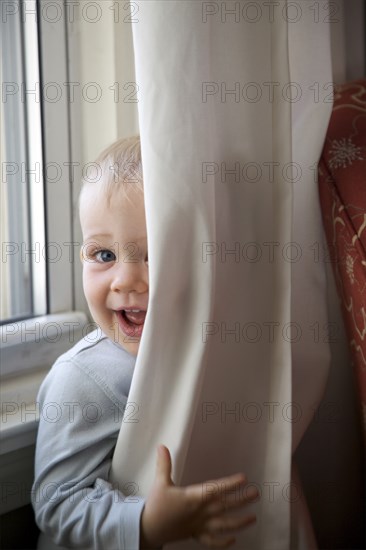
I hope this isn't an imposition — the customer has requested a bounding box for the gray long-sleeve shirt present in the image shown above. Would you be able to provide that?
[31,330,146,549]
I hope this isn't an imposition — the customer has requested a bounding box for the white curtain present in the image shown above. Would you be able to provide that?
[110,2,333,548]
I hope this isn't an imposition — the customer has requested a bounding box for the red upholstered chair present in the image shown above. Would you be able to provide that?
[318,79,366,448]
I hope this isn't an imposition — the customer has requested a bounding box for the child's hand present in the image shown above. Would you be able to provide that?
[140,445,259,549]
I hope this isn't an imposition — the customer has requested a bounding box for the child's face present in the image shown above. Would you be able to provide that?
[80,185,148,357]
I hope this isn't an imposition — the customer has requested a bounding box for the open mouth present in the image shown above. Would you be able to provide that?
[116,309,146,338]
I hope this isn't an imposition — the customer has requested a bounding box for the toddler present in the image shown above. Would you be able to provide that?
[31,136,259,549]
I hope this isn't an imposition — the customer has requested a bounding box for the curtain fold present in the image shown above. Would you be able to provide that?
[258,8,293,547]
[110,2,333,548]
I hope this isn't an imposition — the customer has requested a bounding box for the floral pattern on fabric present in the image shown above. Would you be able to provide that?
[318,79,366,444]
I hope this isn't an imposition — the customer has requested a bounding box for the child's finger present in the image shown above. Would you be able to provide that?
[205,473,247,489]
[203,485,260,517]
[195,532,236,548]
[155,444,173,486]
[204,512,257,535]
[194,514,257,548]
[186,473,247,503]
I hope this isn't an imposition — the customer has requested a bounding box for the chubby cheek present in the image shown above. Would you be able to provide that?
[82,266,107,314]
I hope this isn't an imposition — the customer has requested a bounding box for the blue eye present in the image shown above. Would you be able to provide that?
[95,250,116,263]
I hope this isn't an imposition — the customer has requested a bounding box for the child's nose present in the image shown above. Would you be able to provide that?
[110,262,148,294]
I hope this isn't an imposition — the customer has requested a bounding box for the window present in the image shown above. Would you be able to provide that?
[1,0,88,380]
[1,0,46,323]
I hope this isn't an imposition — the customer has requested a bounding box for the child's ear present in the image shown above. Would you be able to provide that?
[79,247,84,264]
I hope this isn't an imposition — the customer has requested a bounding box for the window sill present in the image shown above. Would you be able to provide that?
[0,368,45,455]
[0,311,89,455]
[1,312,89,377]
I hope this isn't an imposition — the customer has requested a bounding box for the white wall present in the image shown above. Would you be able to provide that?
[68,3,139,315]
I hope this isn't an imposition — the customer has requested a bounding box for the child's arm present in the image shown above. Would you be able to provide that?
[32,358,146,549]
[139,446,258,549]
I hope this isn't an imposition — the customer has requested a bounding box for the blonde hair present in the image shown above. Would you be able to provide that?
[79,135,143,207]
